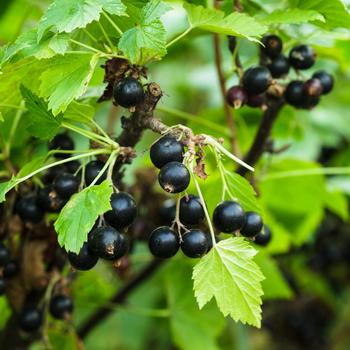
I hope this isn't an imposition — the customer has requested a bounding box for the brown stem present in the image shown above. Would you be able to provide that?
[236,99,285,176]
[77,259,164,339]
[106,105,119,135]
[234,0,243,12]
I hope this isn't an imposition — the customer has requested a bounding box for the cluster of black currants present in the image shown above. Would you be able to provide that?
[226,34,334,110]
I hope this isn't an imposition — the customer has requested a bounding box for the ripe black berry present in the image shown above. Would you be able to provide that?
[284,80,304,107]
[85,160,107,186]
[312,70,334,94]
[226,86,247,109]
[181,229,210,258]
[37,186,66,212]
[242,66,272,94]
[158,162,190,194]
[213,201,245,233]
[49,134,74,159]
[113,77,145,108]
[261,35,283,58]
[65,160,81,174]
[247,93,266,108]
[302,94,320,110]
[150,136,184,169]
[105,192,137,230]
[53,173,80,199]
[15,195,44,223]
[148,226,179,258]
[179,195,204,226]
[240,212,263,237]
[267,55,290,78]
[49,295,74,320]
[255,225,272,246]
[88,226,127,260]
[0,242,10,266]
[0,277,6,295]
[68,242,98,271]
[3,260,18,278]
[303,78,323,97]
[289,45,316,70]
[160,199,176,224]
[19,307,42,333]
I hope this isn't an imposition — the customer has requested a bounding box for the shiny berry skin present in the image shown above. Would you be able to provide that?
[0,278,6,295]
[255,225,272,246]
[289,45,316,70]
[242,66,272,94]
[88,226,126,260]
[150,136,184,169]
[149,226,179,258]
[160,199,176,224]
[240,212,263,237]
[312,70,334,95]
[68,242,98,271]
[267,55,290,78]
[15,195,44,223]
[49,295,74,320]
[113,77,145,108]
[19,307,42,333]
[181,229,210,258]
[261,35,283,58]
[3,260,18,278]
[284,80,304,107]
[105,192,137,230]
[226,86,248,109]
[179,195,204,226]
[66,160,81,174]
[158,162,190,194]
[0,242,10,267]
[247,93,266,108]
[303,78,323,97]
[213,201,245,233]
[85,160,107,186]
[53,173,80,199]
[37,186,66,213]
[49,134,74,159]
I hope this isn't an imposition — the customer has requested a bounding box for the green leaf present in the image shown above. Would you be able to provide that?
[63,101,95,124]
[0,177,18,203]
[118,0,170,64]
[48,330,80,350]
[20,85,63,139]
[55,180,113,253]
[184,3,267,41]
[39,53,100,115]
[324,189,349,221]
[258,8,324,25]
[17,156,47,178]
[193,237,264,327]
[38,0,127,40]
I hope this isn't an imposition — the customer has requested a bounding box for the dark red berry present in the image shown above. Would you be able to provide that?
[49,134,74,159]
[247,93,266,108]
[19,307,42,333]
[312,71,334,95]
[267,55,290,78]
[261,35,283,58]
[53,173,80,199]
[149,226,179,259]
[179,195,204,226]
[85,160,107,186]
[289,45,316,70]
[226,86,247,109]
[113,77,145,108]
[68,242,98,271]
[303,78,323,97]
[158,162,190,194]
[213,201,245,233]
[150,136,184,169]
[49,295,74,320]
[255,225,272,246]
[240,212,263,237]
[242,66,272,94]
[181,229,210,258]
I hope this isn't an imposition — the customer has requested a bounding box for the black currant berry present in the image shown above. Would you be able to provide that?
[255,225,272,246]
[53,173,80,199]
[181,229,210,258]
[19,307,42,333]
[37,186,66,213]
[312,70,334,95]
[15,195,44,223]
[148,226,179,259]
[261,35,283,58]
[49,134,74,159]
[240,212,263,237]
[302,94,320,110]
[65,160,81,174]
[0,242,10,266]
[0,277,6,295]
[284,80,304,107]
[213,201,245,233]
[88,226,126,260]
[303,78,323,97]
[289,45,316,70]
[42,164,67,184]
[247,93,266,108]
[3,260,18,279]
[242,66,272,94]
[158,162,190,194]
[113,77,145,108]
[150,136,184,169]
[85,160,107,186]
[105,192,137,230]
[179,195,204,226]
[267,55,290,78]
[49,295,74,320]
[226,86,248,109]
[160,199,176,224]
[68,242,98,271]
